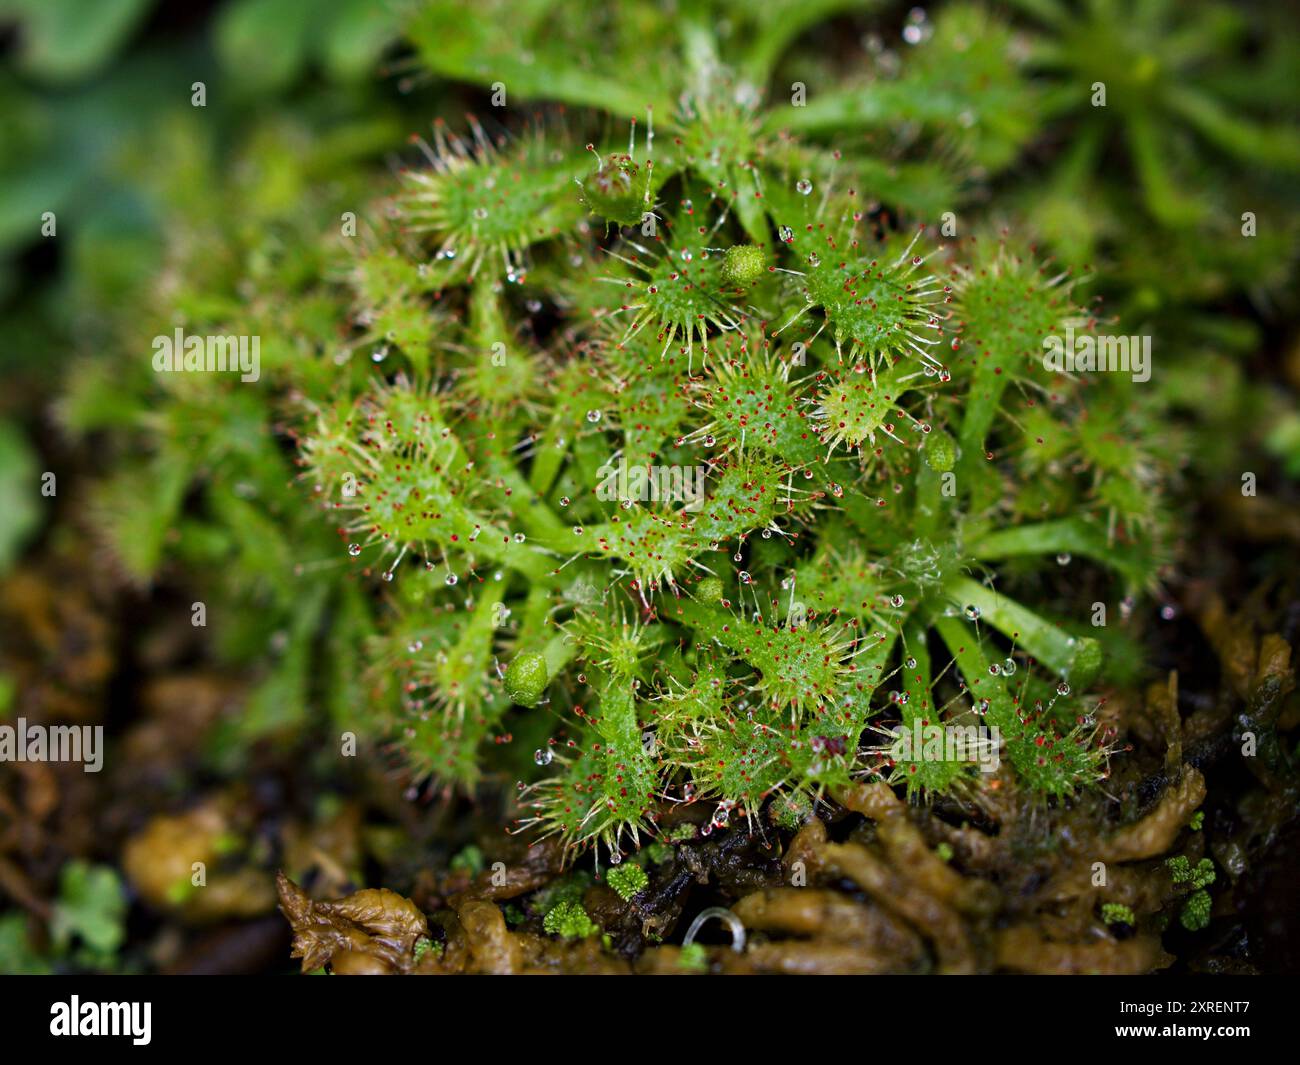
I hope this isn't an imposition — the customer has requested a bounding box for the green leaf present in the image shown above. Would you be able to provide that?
[0,420,41,573]
[318,0,400,80]
[215,0,315,95]
[4,0,150,83]
[51,861,127,957]
[0,912,52,974]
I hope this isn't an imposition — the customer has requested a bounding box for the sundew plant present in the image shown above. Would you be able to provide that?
[72,0,1174,863]
[12,0,1298,983]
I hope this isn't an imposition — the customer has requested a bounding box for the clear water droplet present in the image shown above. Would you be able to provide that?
[534,748,553,766]
[795,179,813,196]
[348,543,362,557]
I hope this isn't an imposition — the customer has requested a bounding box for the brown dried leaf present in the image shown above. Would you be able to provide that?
[277,873,429,975]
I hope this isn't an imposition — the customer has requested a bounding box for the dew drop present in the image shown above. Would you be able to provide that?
[964,604,981,621]
[534,748,553,766]
[348,543,362,557]
[795,179,813,196]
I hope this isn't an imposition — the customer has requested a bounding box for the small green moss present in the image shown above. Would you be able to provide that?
[450,844,485,875]
[644,842,673,865]
[531,870,592,916]
[413,936,443,960]
[606,862,649,900]
[721,244,766,287]
[543,900,599,939]
[1101,903,1135,926]
[504,651,549,707]
[1168,855,1215,888]
[1189,810,1204,831]
[668,822,698,842]
[503,903,527,926]
[164,877,196,906]
[678,941,708,972]
[1179,889,1212,931]
[935,841,954,863]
